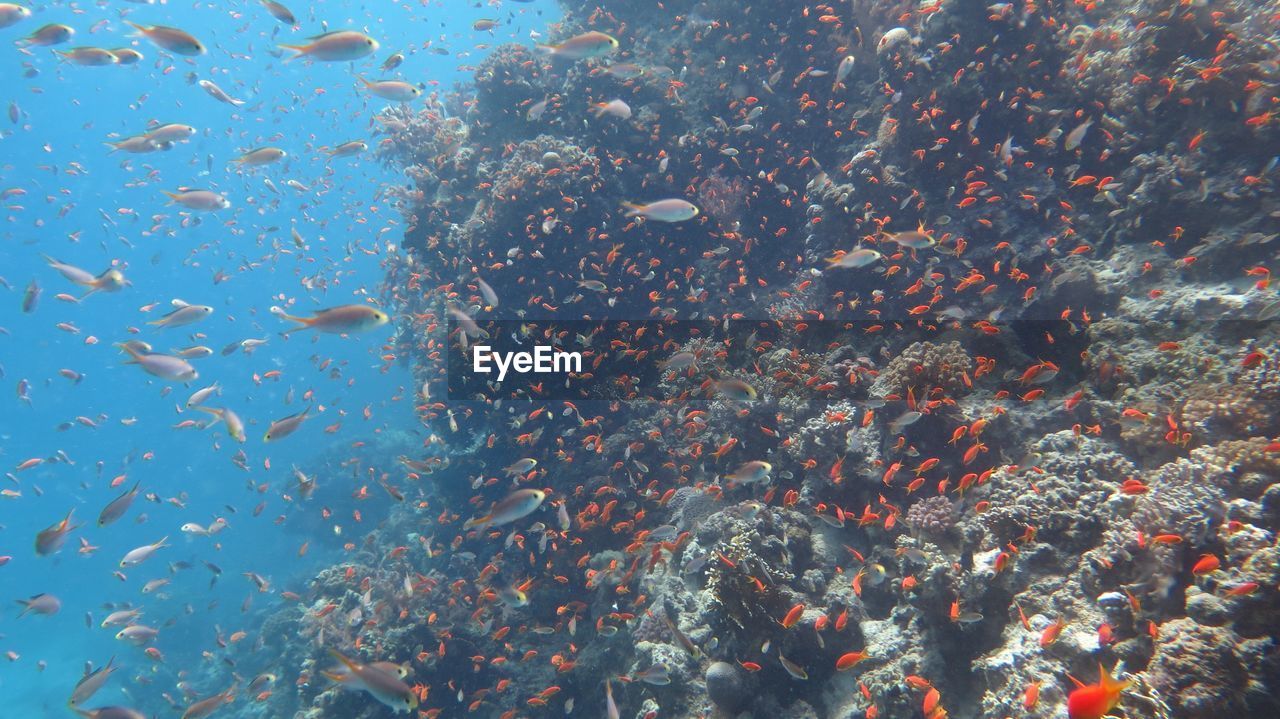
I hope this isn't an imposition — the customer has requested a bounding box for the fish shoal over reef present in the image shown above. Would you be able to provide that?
[2,0,1280,718]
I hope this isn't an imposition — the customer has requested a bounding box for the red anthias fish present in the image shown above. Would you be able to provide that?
[1067,664,1131,719]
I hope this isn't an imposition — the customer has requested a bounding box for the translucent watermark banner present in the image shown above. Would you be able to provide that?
[441,317,1137,402]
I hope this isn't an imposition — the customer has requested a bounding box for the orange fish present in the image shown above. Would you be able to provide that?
[1023,680,1041,709]
[1242,351,1267,368]
[835,651,869,671]
[780,603,804,629]
[1224,582,1259,597]
[1039,617,1066,647]
[1191,554,1220,575]
[922,687,941,716]
[1067,664,1130,719]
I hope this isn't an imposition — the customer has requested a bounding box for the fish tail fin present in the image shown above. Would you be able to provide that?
[160,190,181,204]
[534,43,556,55]
[269,305,304,322]
[620,201,642,217]
[462,515,490,531]
[154,535,170,549]
[327,648,360,672]
[124,21,146,36]
[320,670,347,683]
[192,405,219,416]
[277,43,307,62]
[270,305,310,331]
[114,343,142,363]
[1100,663,1132,693]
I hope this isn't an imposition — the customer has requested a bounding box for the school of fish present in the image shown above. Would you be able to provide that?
[4,0,1280,718]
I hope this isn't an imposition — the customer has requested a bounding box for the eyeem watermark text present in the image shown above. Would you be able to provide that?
[472,345,583,382]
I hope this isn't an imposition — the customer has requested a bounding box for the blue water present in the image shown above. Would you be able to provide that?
[0,1,553,714]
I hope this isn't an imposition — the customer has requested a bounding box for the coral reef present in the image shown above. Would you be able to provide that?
[240,0,1280,718]
[871,340,974,401]
[906,495,957,538]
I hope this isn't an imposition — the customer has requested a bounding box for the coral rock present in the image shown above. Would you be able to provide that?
[705,661,748,713]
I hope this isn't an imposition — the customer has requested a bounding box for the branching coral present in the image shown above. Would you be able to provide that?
[696,171,748,229]
[704,531,786,628]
